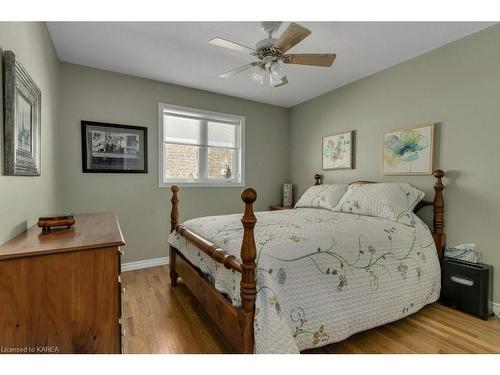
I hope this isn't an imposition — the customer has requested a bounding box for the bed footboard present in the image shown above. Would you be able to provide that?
[172,248,253,352]
[169,186,179,287]
[168,185,257,353]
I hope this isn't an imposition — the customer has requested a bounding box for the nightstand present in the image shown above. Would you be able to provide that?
[270,205,294,211]
[441,258,493,320]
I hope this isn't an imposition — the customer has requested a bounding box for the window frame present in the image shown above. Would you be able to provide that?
[158,103,245,188]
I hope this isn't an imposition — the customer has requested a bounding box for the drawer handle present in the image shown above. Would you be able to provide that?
[122,287,126,295]
[450,275,474,287]
[122,329,126,337]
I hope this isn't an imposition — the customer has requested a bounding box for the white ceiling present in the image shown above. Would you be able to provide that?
[47,22,494,108]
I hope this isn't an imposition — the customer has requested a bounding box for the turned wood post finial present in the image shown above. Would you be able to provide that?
[314,174,321,185]
[169,185,180,287]
[432,170,445,259]
[170,185,179,233]
[433,169,445,180]
[241,187,257,205]
[240,187,257,315]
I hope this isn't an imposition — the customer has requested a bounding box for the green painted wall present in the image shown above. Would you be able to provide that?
[0,22,62,244]
[289,24,500,303]
[58,63,289,263]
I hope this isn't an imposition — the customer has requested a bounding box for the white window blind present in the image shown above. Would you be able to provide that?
[159,103,245,187]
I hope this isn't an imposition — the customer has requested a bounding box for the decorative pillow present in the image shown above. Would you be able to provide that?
[294,184,348,210]
[332,183,425,226]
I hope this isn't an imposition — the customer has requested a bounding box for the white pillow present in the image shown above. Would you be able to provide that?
[294,184,348,210]
[332,183,425,225]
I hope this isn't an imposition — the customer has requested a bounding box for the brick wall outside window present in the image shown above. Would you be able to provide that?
[208,148,234,179]
[164,145,234,180]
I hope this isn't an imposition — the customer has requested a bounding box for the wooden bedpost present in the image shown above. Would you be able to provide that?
[314,174,321,185]
[432,170,445,261]
[169,185,179,287]
[239,187,257,354]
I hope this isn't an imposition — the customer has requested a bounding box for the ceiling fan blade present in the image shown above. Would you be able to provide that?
[273,23,311,53]
[219,63,257,78]
[283,53,336,67]
[274,75,288,88]
[209,37,255,55]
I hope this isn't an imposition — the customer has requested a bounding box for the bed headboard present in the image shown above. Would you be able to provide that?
[313,170,445,260]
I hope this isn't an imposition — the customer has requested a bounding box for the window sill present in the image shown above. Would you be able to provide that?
[159,182,245,188]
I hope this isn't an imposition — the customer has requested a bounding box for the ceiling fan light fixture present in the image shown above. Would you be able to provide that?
[251,67,266,85]
[269,61,285,86]
[269,74,282,87]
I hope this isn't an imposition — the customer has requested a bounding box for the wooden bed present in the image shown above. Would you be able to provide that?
[168,170,445,353]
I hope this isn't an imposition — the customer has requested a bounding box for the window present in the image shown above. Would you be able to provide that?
[159,103,245,187]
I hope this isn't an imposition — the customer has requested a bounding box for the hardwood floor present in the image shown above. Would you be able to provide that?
[121,265,500,354]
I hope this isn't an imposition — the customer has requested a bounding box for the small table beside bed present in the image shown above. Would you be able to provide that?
[167,170,445,353]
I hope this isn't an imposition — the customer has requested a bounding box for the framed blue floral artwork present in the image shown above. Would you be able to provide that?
[383,124,434,175]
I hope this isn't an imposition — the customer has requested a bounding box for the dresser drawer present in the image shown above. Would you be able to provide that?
[0,247,122,353]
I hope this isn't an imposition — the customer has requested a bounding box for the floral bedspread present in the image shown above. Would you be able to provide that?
[168,208,440,353]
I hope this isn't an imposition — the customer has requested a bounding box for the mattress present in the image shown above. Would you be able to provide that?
[168,208,441,353]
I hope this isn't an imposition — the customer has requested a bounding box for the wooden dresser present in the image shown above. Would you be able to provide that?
[0,212,125,354]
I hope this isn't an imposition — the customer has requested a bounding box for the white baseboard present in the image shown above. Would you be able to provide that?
[121,256,169,272]
[493,301,500,317]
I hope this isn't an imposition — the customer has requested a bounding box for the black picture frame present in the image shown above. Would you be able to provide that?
[81,120,148,173]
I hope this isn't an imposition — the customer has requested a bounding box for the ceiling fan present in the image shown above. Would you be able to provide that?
[209,22,336,88]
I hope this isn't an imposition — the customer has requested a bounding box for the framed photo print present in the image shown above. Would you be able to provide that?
[81,121,148,173]
[322,130,353,170]
[3,50,42,176]
[383,123,434,175]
